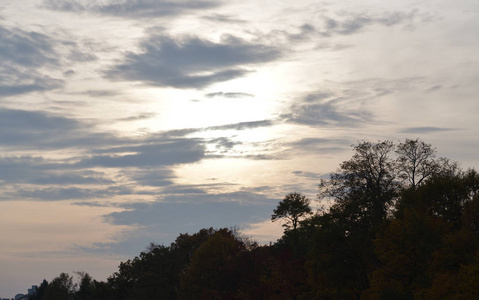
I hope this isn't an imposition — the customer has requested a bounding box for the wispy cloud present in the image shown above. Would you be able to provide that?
[42,0,222,18]
[207,120,274,131]
[321,10,418,36]
[0,26,63,96]
[399,127,460,134]
[205,92,254,98]
[282,93,373,127]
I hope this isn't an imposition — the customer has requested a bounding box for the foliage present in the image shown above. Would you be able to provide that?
[30,139,479,299]
[42,273,76,300]
[271,192,312,231]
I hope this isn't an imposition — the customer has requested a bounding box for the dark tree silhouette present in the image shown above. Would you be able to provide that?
[395,138,456,189]
[28,138,479,300]
[319,140,398,233]
[271,192,312,230]
[43,273,75,300]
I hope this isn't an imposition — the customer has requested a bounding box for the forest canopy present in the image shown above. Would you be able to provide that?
[29,139,479,300]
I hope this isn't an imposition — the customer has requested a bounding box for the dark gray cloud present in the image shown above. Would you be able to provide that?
[157,128,201,138]
[0,70,62,97]
[0,108,119,150]
[207,120,274,131]
[205,92,254,98]
[0,156,112,185]
[105,199,271,228]
[12,187,108,201]
[156,120,275,138]
[124,168,176,187]
[0,25,63,96]
[0,26,57,67]
[0,108,79,147]
[161,185,208,195]
[399,127,459,134]
[105,190,276,225]
[78,138,206,168]
[106,34,282,88]
[292,171,327,180]
[42,0,222,18]
[0,24,98,97]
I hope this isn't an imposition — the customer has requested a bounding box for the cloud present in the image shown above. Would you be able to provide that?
[118,112,157,122]
[0,24,96,97]
[0,108,123,151]
[73,189,279,255]
[0,26,58,67]
[321,10,418,36]
[0,156,112,185]
[0,25,64,96]
[203,14,247,24]
[207,120,274,131]
[291,137,350,153]
[78,138,206,168]
[12,187,109,201]
[124,168,176,187]
[282,93,373,127]
[209,137,241,151]
[42,0,222,18]
[82,90,120,98]
[0,109,80,147]
[281,78,422,128]
[155,120,276,138]
[0,71,62,97]
[105,34,282,88]
[205,92,254,98]
[399,127,460,134]
[105,198,272,228]
[288,23,317,41]
[292,171,326,180]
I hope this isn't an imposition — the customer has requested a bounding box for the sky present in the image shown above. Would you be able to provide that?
[1,0,478,296]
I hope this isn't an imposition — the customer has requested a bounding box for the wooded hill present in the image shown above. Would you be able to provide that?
[30,139,479,299]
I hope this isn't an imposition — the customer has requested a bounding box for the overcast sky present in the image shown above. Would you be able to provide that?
[1,0,478,296]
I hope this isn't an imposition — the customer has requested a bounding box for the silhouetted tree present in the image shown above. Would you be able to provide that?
[28,138,479,300]
[43,273,75,300]
[179,229,253,300]
[319,140,398,234]
[271,192,312,231]
[396,138,438,189]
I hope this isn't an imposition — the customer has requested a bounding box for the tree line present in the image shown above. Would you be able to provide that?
[29,139,479,299]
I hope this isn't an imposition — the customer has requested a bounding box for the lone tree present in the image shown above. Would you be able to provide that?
[272,192,312,230]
